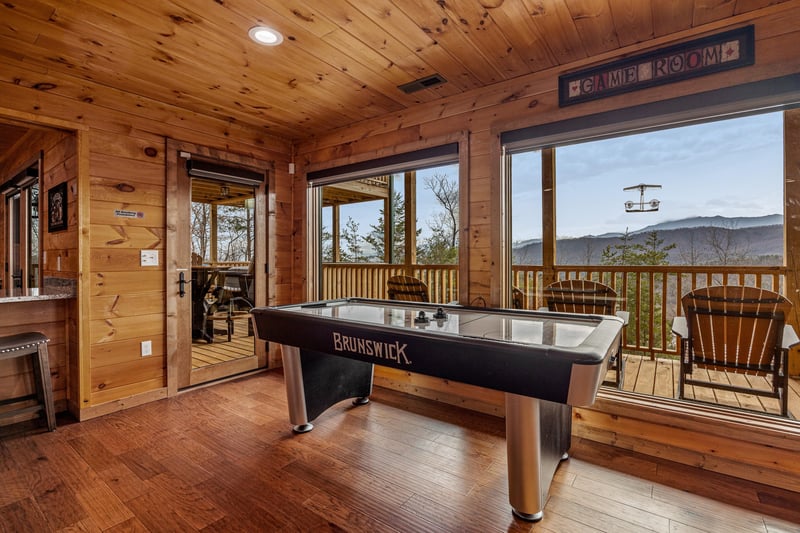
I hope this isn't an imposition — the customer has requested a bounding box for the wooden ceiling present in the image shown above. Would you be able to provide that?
[191,178,255,206]
[0,1,793,143]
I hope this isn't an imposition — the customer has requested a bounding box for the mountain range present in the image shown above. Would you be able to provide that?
[512,215,783,265]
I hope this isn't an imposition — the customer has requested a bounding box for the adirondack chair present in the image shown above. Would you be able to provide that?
[543,279,628,388]
[387,275,430,302]
[672,285,799,417]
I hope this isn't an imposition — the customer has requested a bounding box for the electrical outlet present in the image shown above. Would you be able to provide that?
[140,250,159,266]
[141,340,152,357]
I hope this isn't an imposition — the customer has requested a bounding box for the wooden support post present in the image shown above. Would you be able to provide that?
[541,148,557,289]
[784,108,800,376]
[332,204,340,262]
[384,178,392,263]
[404,171,417,273]
[210,204,218,265]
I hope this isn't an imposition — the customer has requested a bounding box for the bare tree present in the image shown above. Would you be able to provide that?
[424,173,458,247]
[706,221,751,265]
[418,172,459,264]
[580,240,596,265]
[191,202,210,261]
[678,228,709,265]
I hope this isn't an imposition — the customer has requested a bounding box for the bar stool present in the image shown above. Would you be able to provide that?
[0,332,56,431]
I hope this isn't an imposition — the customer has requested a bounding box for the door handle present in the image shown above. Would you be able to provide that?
[179,271,188,297]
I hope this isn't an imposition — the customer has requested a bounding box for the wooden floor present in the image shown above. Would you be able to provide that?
[618,354,800,418]
[2,371,799,532]
[191,319,254,369]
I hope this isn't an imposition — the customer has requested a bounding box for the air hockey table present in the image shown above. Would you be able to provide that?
[252,298,623,521]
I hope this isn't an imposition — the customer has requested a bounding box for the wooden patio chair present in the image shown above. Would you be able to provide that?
[543,279,628,388]
[672,285,799,417]
[387,275,429,302]
[206,279,253,343]
[512,286,525,310]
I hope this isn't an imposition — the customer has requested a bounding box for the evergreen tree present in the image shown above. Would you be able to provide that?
[601,230,675,351]
[340,217,363,262]
[363,191,416,264]
[321,224,333,262]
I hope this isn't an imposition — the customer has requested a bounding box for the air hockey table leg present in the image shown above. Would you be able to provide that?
[281,345,314,433]
[505,392,571,521]
[280,344,374,434]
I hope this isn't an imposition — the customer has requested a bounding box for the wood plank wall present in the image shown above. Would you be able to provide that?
[294,4,800,493]
[0,47,293,418]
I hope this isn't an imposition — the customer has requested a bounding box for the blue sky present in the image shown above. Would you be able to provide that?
[323,111,783,246]
[512,111,783,241]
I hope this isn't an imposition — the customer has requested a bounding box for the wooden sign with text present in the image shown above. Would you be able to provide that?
[559,25,755,107]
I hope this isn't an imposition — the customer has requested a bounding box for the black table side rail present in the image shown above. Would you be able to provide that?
[252,300,621,406]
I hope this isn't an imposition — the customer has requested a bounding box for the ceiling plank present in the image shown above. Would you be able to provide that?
[693,0,737,26]
[608,0,655,47]
[565,0,621,56]
[521,0,589,64]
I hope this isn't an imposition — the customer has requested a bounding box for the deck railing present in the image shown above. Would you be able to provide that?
[322,263,788,360]
[322,263,459,303]
[513,265,788,359]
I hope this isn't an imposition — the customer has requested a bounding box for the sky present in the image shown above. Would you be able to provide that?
[322,111,784,247]
[512,111,784,241]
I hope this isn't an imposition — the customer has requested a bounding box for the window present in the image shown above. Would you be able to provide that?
[555,113,783,267]
[2,160,40,296]
[507,149,543,308]
[190,178,255,265]
[503,108,793,419]
[310,144,460,303]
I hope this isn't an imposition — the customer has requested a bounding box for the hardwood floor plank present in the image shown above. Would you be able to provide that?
[73,483,135,531]
[303,491,404,533]
[571,438,800,525]
[544,491,659,533]
[98,463,150,503]
[0,440,31,507]
[104,516,151,533]
[551,479,670,532]
[144,471,226,529]
[35,481,87,530]
[0,498,51,532]
[123,489,198,532]
[0,370,797,532]
[67,434,120,473]
[117,447,167,481]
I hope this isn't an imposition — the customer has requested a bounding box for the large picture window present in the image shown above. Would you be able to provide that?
[310,144,460,303]
[504,109,793,419]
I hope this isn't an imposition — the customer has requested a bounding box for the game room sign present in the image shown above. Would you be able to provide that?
[559,25,754,107]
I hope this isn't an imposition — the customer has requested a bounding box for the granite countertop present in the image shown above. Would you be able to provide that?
[0,291,75,303]
[0,277,76,302]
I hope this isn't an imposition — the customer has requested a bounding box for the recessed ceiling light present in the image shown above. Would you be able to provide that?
[249,26,283,46]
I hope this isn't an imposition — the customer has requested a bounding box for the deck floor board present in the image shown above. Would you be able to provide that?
[620,353,798,417]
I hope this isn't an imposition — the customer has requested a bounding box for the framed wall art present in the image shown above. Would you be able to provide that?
[47,182,68,232]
